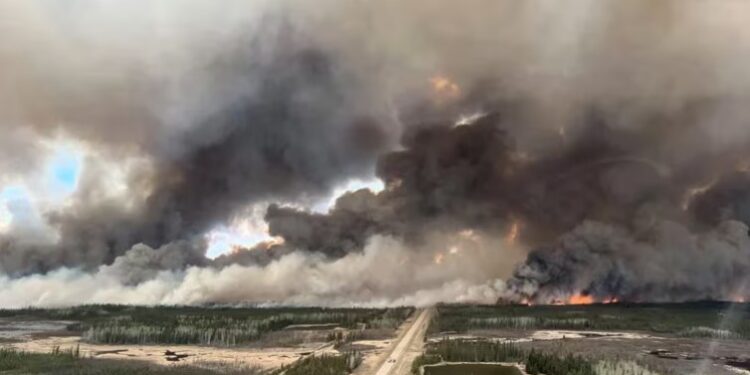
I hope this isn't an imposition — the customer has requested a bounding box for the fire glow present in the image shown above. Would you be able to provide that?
[566,294,594,305]
[539,294,620,306]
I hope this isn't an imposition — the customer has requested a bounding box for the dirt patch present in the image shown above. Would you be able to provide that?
[427,329,750,375]
[9,336,342,370]
[530,330,652,341]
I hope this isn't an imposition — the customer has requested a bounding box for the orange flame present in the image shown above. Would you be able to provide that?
[433,252,445,265]
[567,294,595,305]
[544,294,619,305]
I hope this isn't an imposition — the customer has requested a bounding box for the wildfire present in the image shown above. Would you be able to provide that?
[557,294,618,305]
[433,252,445,265]
[567,294,595,305]
[505,220,520,245]
[430,75,461,101]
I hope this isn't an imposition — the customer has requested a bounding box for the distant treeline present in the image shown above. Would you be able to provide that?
[433,303,750,339]
[0,305,413,346]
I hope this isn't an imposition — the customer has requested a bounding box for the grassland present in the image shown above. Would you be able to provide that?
[433,302,750,339]
[417,302,750,375]
[0,305,413,346]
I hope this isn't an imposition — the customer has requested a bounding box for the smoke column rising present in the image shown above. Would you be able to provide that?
[3,0,750,306]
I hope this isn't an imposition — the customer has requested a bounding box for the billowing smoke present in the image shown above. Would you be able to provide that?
[506,220,750,304]
[0,235,519,308]
[0,1,394,275]
[3,0,750,307]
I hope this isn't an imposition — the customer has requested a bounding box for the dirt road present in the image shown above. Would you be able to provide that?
[372,308,433,375]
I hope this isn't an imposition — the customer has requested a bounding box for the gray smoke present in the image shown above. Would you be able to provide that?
[0,1,394,275]
[506,220,750,303]
[3,0,750,306]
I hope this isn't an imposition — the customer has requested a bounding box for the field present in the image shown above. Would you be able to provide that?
[434,302,750,338]
[0,305,411,346]
[4,303,750,375]
[420,302,750,375]
[0,346,268,374]
[0,305,413,374]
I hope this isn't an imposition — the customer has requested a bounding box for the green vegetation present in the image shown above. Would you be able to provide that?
[0,347,264,374]
[425,339,525,363]
[434,302,750,339]
[413,339,663,375]
[594,360,664,375]
[0,305,413,346]
[0,346,81,373]
[411,354,441,374]
[0,347,365,375]
[272,352,361,375]
[525,350,593,375]
[676,326,740,339]
[422,363,522,375]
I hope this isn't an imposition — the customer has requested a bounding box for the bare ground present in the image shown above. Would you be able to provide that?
[1,318,398,372]
[430,328,750,375]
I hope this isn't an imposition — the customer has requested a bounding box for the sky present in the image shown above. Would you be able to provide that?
[0,142,382,258]
[0,141,82,234]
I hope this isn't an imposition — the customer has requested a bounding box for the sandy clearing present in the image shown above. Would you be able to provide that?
[427,334,532,344]
[530,330,652,341]
[8,336,342,370]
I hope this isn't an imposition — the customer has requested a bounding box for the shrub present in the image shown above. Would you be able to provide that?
[594,360,663,375]
[273,352,362,375]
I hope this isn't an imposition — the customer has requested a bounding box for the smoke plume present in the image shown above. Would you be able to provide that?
[3,0,750,306]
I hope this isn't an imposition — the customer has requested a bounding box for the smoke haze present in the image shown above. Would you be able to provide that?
[3,0,750,307]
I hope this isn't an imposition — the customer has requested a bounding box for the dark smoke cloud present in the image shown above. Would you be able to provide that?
[264,108,694,256]
[506,220,750,303]
[691,171,750,229]
[262,104,750,303]
[0,18,392,275]
[4,0,750,306]
[262,115,518,257]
